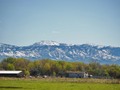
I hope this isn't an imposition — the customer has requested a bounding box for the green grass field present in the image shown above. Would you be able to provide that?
[0,78,120,90]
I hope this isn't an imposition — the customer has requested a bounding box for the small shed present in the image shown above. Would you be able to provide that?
[66,71,88,78]
[0,71,23,77]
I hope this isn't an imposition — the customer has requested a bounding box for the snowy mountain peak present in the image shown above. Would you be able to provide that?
[33,40,60,46]
[1,41,120,64]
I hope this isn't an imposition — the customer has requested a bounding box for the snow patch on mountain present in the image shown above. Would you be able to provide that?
[33,41,60,46]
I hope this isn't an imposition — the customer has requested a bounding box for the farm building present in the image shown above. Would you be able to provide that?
[65,71,88,78]
[0,71,23,77]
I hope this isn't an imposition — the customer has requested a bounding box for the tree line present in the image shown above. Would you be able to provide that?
[0,57,120,78]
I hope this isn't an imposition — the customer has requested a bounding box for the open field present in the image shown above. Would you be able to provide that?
[0,77,120,90]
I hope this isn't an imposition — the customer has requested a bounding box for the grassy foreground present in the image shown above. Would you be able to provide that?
[0,78,120,90]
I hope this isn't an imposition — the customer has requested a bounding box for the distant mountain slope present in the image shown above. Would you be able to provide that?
[0,41,120,64]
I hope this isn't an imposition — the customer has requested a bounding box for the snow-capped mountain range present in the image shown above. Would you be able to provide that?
[0,41,120,64]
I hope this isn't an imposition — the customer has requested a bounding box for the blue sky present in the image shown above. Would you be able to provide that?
[0,0,120,46]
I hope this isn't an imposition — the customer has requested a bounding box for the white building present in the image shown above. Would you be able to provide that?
[0,71,23,77]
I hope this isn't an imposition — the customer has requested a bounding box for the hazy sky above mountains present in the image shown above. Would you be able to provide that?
[0,0,120,46]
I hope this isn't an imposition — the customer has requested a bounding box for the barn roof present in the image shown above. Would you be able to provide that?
[0,71,22,74]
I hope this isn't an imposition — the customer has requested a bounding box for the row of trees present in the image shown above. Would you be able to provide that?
[0,57,120,78]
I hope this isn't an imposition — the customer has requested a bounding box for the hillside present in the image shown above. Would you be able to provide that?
[0,41,120,64]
